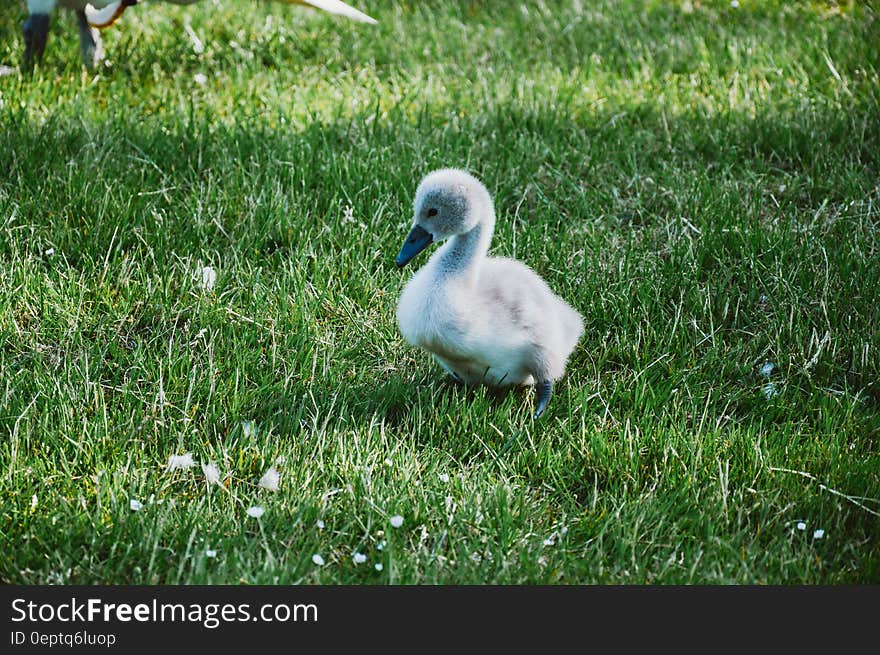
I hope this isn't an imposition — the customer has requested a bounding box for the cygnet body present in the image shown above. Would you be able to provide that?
[395,168,583,419]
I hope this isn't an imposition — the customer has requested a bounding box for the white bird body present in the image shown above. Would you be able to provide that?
[395,169,583,417]
[29,0,376,21]
[22,0,376,69]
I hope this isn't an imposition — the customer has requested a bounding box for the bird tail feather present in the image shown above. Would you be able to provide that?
[280,0,378,24]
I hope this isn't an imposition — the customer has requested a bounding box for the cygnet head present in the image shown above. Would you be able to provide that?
[395,168,493,268]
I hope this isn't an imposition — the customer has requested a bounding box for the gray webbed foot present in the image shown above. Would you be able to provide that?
[23,13,50,71]
[76,10,103,70]
[533,380,553,420]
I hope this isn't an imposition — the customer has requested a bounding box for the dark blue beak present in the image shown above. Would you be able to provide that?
[395,225,433,268]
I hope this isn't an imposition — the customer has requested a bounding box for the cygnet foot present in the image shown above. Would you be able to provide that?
[533,381,553,420]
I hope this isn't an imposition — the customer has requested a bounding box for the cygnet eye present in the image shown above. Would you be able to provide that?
[426,208,438,217]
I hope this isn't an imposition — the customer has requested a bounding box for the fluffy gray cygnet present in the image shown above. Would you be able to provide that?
[395,168,583,420]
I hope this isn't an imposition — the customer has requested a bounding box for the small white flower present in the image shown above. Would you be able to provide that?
[46,571,67,585]
[389,515,404,528]
[560,526,569,535]
[374,563,383,572]
[130,499,144,512]
[760,362,775,377]
[312,554,325,566]
[205,549,217,558]
[796,521,806,531]
[439,473,450,483]
[44,248,55,257]
[194,73,208,85]
[353,552,367,565]
[31,495,38,510]
[246,506,265,519]
[543,537,555,546]
[342,205,355,223]
[202,462,221,485]
[813,529,825,540]
[730,0,739,7]
[166,454,196,471]
[316,519,325,530]
[241,420,256,438]
[258,466,281,492]
[199,266,216,291]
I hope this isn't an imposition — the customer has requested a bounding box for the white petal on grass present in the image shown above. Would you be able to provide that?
[205,549,217,558]
[353,552,367,565]
[312,554,325,566]
[184,22,205,53]
[202,462,221,485]
[45,248,55,257]
[374,563,383,572]
[439,473,450,483]
[199,266,217,291]
[241,420,256,439]
[316,519,325,530]
[543,537,555,546]
[796,521,806,531]
[258,466,281,492]
[730,0,740,7]
[31,494,38,509]
[389,515,404,529]
[246,506,265,519]
[760,362,775,377]
[194,73,208,85]
[130,499,144,512]
[813,529,825,540]
[166,454,196,471]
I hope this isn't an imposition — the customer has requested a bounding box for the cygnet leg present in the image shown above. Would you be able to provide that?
[76,10,103,69]
[533,380,553,420]
[23,13,50,70]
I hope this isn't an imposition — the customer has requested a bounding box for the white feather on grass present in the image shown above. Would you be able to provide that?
[202,462,221,486]
[258,466,281,492]
[166,454,196,471]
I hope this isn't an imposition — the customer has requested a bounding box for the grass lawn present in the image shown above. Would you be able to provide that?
[0,0,878,584]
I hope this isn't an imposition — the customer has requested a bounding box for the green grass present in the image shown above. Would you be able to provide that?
[0,0,878,584]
